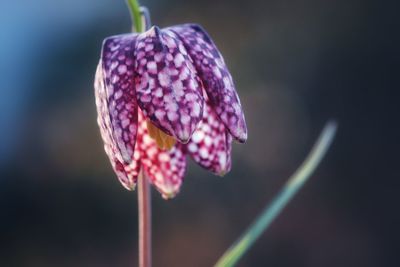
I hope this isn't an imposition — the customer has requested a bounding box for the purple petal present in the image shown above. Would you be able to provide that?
[101,34,139,163]
[134,26,204,143]
[185,101,232,175]
[169,24,248,143]
[136,110,186,199]
[94,62,140,190]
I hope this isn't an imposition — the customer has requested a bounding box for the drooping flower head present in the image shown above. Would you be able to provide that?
[95,23,247,199]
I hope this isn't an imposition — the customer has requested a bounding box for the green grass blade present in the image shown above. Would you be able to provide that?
[215,121,338,267]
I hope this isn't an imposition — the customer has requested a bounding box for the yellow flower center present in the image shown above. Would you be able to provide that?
[146,120,176,150]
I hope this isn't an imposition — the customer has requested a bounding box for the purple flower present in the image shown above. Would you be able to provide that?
[94,24,247,199]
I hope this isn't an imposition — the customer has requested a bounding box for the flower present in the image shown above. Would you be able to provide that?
[94,24,247,199]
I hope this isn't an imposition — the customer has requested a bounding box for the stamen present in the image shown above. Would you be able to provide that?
[146,120,176,150]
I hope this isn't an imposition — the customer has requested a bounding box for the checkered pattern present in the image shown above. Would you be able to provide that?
[134,26,204,143]
[170,24,247,143]
[94,24,247,198]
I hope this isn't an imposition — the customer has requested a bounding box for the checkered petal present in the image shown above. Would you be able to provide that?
[136,110,187,199]
[169,24,247,143]
[100,34,139,164]
[94,62,140,190]
[134,26,204,143]
[185,101,232,176]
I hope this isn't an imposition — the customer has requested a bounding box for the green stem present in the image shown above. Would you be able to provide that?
[126,0,143,32]
[215,121,338,267]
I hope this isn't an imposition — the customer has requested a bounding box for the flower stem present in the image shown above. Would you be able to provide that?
[138,170,152,267]
[214,121,338,267]
[126,4,153,267]
[126,0,142,32]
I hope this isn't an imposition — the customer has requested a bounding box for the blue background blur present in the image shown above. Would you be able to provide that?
[0,0,398,266]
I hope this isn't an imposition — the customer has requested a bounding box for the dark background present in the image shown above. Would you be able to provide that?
[0,0,398,266]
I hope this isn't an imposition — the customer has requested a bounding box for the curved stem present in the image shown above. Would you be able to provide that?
[215,121,338,267]
[138,170,152,267]
[126,0,142,32]
[140,6,151,30]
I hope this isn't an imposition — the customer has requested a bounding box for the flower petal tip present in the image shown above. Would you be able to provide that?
[144,25,161,38]
[161,191,178,200]
[122,182,136,191]
[158,181,181,199]
[217,161,231,177]
[157,181,182,200]
[218,170,228,177]
[236,129,248,143]
[177,131,191,144]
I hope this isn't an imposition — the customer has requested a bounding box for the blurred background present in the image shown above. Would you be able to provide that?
[0,0,398,266]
